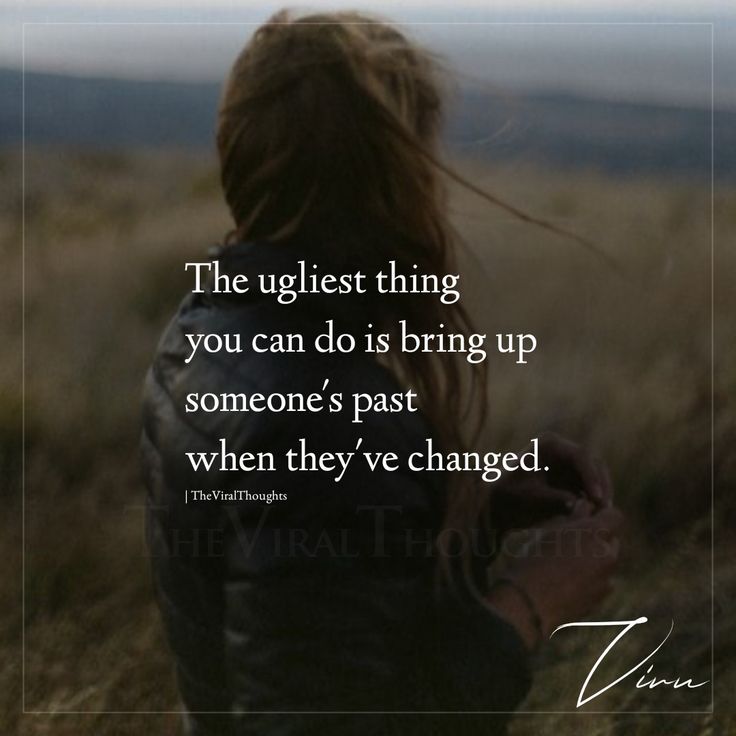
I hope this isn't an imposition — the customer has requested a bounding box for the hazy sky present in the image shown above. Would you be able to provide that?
[3,1,735,108]
[13,0,736,11]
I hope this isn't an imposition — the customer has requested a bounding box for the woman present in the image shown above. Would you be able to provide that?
[141,10,623,735]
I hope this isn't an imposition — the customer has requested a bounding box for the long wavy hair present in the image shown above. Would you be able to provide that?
[216,9,588,594]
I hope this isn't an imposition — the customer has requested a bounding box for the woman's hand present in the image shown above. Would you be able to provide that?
[538,432,613,507]
[486,501,624,652]
[492,432,614,533]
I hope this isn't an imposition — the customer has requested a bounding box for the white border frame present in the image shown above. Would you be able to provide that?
[20,19,716,718]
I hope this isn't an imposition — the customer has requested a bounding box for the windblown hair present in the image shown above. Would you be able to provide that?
[216,9,587,593]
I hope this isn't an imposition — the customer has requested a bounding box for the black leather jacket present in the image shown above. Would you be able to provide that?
[141,241,531,735]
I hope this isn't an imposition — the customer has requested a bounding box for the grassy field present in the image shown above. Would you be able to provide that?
[1,149,734,735]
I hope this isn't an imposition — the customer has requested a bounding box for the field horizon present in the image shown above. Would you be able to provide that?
[1,147,734,735]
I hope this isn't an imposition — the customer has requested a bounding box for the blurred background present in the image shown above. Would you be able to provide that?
[1,1,735,734]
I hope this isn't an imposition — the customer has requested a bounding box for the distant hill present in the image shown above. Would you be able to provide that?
[0,69,219,149]
[449,89,733,181]
[1,68,734,181]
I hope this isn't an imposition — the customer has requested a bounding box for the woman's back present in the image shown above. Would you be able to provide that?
[142,240,532,734]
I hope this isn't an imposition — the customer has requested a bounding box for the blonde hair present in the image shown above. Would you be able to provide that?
[217,9,595,595]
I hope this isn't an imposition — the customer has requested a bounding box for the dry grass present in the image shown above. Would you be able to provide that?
[1,148,734,734]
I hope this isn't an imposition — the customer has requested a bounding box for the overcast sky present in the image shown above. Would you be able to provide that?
[11,0,736,11]
[3,1,735,108]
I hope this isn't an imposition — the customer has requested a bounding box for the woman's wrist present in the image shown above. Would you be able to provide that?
[486,576,545,653]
